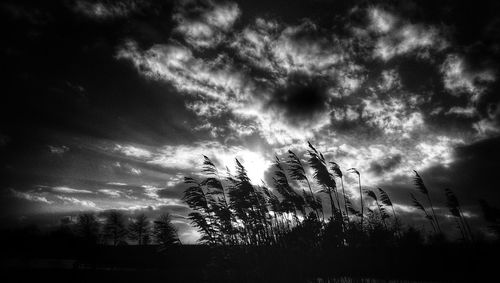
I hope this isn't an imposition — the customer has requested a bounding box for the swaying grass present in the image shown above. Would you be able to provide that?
[182,142,487,247]
[413,171,442,233]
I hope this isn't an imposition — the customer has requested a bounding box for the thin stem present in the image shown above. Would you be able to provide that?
[427,194,442,233]
[358,175,364,228]
[341,177,349,222]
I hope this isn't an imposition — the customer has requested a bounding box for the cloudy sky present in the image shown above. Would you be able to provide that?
[2,0,500,242]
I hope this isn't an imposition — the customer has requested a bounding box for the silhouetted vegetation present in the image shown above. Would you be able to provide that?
[153,213,181,250]
[147,141,500,281]
[103,210,128,246]
[75,213,100,245]
[182,142,479,249]
[128,213,151,245]
[3,142,500,282]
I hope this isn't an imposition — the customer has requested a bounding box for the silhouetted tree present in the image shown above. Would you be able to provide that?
[153,213,180,250]
[76,213,100,244]
[103,210,128,246]
[128,213,150,245]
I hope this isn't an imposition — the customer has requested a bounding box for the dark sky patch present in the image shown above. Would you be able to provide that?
[396,57,442,93]
[369,154,403,175]
[157,184,184,200]
[419,136,500,207]
[268,72,330,125]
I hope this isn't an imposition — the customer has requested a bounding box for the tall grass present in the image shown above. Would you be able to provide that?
[413,171,442,233]
[182,142,479,246]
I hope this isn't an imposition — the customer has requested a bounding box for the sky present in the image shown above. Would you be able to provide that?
[1,0,500,243]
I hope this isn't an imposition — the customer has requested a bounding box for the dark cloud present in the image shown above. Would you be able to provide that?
[418,136,500,208]
[268,72,331,125]
[397,57,442,93]
[477,80,500,126]
[157,187,183,200]
[369,154,403,175]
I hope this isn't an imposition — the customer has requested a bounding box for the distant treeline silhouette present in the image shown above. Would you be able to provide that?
[183,142,499,247]
[53,211,181,248]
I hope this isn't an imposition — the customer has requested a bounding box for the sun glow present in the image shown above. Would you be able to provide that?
[149,142,271,184]
[220,148,271,184]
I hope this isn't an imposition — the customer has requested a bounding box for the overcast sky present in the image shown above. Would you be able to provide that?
[1,0,500,243]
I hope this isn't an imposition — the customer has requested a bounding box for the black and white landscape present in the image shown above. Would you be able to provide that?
[1,0,500,282]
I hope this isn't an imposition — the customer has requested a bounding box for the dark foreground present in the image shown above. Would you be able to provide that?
[2,243,499,283]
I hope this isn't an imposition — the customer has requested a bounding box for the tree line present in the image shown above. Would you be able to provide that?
[72,211,180,248]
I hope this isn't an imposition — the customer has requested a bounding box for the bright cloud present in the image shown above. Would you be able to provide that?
[414,136,464,168]
[174,0,241,48]
[270,20,345,75]
[109,2,499,226]
[441,54,495,100]
[52,186,93,194]
[99,189,122,198]
[56,196,98,208]
[117,40,252,102]
[114,144,152,159]
[368,8,448,60]
[11,189,53,204]
[368,8,397,33]
[362,96,424,136]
